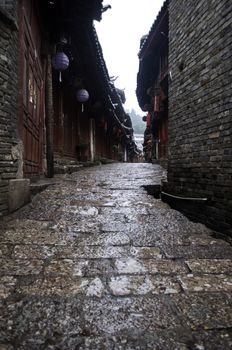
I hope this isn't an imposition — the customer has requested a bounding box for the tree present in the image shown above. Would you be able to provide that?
[126,108,145,135]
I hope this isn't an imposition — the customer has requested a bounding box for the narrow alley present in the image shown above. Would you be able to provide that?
[0,163,232,349]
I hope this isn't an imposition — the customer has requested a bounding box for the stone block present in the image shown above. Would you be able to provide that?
[8,178,30,212]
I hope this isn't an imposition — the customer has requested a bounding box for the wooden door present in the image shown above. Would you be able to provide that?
[19,0,44,177]
[158,116,168,159]
[63,90,78,158]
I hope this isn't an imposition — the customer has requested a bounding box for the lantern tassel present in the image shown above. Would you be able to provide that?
[82,103,84,112]
[59,71,62,82]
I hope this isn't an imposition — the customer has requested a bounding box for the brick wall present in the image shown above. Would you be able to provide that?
[0,0,16,15]
[168,0,232,233]
[0,1,19,215]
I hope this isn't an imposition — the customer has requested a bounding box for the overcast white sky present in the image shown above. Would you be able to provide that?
[95,0,164,115]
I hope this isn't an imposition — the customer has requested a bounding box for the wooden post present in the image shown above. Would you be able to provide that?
[45,55,54,178]
[89,118,95,162]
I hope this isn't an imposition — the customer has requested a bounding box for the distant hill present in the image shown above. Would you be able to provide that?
[126,108,145,135]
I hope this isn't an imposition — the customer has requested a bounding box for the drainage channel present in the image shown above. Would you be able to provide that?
[142,185,161,199]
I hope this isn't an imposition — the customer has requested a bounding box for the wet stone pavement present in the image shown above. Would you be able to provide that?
[0,163,232,350]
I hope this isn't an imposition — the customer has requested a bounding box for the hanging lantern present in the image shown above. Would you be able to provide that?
[52,52,69,82]
[76,89,89,112]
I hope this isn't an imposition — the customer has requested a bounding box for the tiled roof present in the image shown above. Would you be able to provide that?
[138,0,169,58]
[91,24,134,137]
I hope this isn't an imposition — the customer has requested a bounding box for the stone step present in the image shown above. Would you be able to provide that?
[30,179,58,197]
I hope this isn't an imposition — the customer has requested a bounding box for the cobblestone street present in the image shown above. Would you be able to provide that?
[0,163,232,349]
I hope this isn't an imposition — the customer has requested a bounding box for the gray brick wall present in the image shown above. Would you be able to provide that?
[168,0,232,233]
[0,0,17,17]
[0,0,19,215]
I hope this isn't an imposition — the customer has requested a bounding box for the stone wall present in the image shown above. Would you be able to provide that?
[168,0,232,233]
[0,1,19,215]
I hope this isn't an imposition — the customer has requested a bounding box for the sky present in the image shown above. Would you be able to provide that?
[95,0,164,115]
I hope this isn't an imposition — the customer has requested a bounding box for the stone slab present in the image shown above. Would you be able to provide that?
[8,179,30,212]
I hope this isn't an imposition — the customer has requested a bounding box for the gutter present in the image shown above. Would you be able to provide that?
[161,191,208,202]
